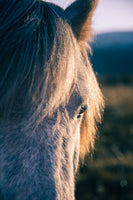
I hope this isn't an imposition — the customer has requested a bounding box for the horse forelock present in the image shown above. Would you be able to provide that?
[0,1,79,127]
[0,0,104,160]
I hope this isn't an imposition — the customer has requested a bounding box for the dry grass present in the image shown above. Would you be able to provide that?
[102,85,133,116]
[76,79,133,200]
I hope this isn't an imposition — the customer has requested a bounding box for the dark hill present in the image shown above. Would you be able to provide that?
[90,32,133,75]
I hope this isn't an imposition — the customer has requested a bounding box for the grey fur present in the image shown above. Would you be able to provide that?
[0,0,103,199]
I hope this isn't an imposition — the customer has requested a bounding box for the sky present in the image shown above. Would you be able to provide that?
[45,0,133,34]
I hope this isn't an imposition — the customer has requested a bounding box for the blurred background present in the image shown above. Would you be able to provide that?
[47,0,133,199]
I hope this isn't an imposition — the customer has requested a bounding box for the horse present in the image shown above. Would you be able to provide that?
[0,0,104,199]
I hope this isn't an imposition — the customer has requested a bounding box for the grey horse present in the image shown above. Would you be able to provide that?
[0,0,104,199]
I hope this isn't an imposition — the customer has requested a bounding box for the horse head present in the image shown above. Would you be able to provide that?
[0,0,104,199]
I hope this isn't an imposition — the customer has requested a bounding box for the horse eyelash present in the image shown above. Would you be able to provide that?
[77,105,87,118]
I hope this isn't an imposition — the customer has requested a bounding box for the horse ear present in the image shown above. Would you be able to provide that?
[65,0,98,45]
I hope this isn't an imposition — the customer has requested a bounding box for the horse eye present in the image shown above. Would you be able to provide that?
[77,105,87,118]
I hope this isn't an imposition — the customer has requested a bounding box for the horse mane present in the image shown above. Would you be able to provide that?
[79,57,104,159]
[75,48,104,159]
[0,0,104,159]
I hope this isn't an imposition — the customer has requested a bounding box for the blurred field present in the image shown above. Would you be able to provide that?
[75,76,133,200]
